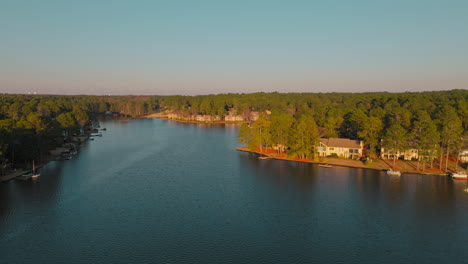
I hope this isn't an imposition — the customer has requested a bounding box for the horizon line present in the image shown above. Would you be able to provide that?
[1,89,466,97]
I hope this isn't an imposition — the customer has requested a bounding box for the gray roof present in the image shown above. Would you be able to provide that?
[319,138,361,148]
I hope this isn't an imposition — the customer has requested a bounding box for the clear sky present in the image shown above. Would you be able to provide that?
[1,0,467,95]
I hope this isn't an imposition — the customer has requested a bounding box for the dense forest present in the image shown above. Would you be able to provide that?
[0,94,157,173]
[155,90,467,169]
[0,90,467,174]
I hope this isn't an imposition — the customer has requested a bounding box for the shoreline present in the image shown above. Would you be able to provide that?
[143,113,248,124]
[236,147,451,176]
[0,161,48,183]
[0,126,100,183]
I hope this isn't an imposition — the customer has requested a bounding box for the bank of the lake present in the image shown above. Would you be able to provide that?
[144,112,249,124]
[0,124,101,183]
[236,147,454,176]
[147,113,463,177]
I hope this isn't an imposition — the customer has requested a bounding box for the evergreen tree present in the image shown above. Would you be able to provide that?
[383,124,408,168]
[270,112,294,155]
[288,115,319,159]
[358,117,383,156]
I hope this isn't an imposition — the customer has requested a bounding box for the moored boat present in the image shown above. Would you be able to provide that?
[318,164,332,168]
[450,171,467,180]
[16,160,40,180]
[386,169,401,176]
[31,160,40,179]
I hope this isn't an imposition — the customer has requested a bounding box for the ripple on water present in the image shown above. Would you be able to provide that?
[0,119,467,264]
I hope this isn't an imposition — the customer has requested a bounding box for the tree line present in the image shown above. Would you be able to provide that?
[1,90,466,173]
[227,90,466,171]
[0,94,156,172]
[153,90,466,169]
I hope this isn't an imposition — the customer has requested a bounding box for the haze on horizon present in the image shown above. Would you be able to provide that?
[1,0,467,96]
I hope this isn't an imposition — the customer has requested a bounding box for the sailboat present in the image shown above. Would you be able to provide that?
[16,160,40,180]
[31,160,40,179]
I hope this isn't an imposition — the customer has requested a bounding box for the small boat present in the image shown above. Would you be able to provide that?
[16,160,40,180]
[386,169,401,176]
[258,156,271,160]
[16,173,33,181]
[450,171,468,180]
[31,160,40,179]
[318,164,332,168]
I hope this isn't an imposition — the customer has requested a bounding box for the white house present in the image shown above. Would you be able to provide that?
[224,115,244,121]
[250,111,259,121]
[460,150,468,163]
[317,138,363,159]
[380,142,439,161]
[380,148,419,161]
[195,115,221,122]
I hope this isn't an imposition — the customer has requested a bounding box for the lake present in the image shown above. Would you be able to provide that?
[1,118,467,264]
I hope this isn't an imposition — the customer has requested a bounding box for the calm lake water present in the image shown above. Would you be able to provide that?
[1,118,467,264]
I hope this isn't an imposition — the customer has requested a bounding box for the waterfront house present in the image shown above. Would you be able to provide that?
[380,146,442,161]
[195,115,221,122]
[250,111,260,121]
[224,108,245,121]
[317,138,363,159]
[380,140,439,161]
[460,150,468,163]
[167,113,180,119]
[224,115,244,121]
[380,148,419,161]
[166,111,197,121]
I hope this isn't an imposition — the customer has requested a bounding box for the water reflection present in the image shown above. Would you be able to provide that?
[240,151,466,227]
[239,153,318,193]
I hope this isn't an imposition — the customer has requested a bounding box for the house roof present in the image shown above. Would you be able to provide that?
[319,138,361,148]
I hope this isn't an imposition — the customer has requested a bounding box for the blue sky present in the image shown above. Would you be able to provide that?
[1,0,467,95]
